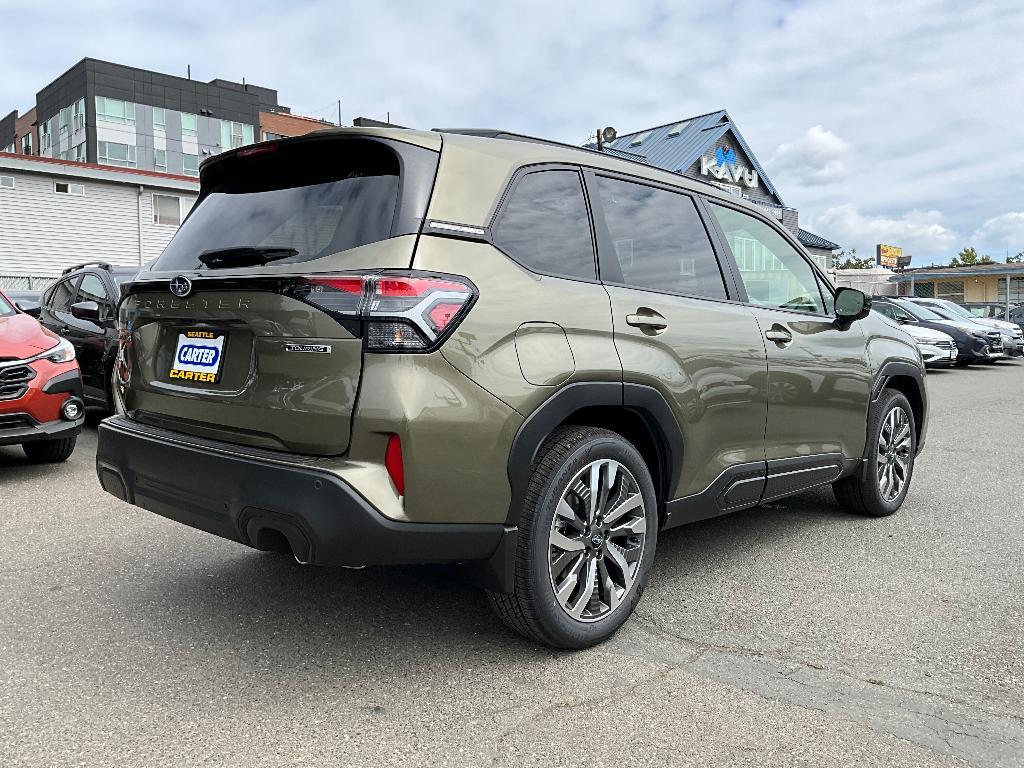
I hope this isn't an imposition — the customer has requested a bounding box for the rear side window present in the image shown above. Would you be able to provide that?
[153,139,413,271]
[592,176,727,299]
[45,278,77,312]
[0,294,15,317]
[492,170,596,281]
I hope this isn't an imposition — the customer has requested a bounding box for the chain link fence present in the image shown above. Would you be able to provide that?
[0,274,58,292]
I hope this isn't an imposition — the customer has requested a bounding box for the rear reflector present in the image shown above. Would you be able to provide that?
[297,271,476,352]
[385,434,405,495]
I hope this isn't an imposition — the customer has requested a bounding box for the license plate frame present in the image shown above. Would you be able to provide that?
[169,329,227,385]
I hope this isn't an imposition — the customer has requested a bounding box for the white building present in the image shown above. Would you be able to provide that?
[0,151,197,290]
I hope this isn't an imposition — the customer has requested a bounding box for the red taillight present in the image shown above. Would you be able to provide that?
[295,271,475,352]
[385,434,405,495]
[308,277,365,294]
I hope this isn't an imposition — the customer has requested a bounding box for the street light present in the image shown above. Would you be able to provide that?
[596,126,617,152]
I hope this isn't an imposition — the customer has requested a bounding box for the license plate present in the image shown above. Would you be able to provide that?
[169,330,226,384]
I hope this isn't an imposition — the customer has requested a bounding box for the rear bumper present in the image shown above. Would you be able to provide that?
[95,416,508,570]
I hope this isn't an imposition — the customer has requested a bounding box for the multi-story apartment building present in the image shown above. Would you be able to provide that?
[2,59,333,175]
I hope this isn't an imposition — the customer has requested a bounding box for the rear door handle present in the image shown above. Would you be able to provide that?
[764,326,793,344]
[626,309,668,332]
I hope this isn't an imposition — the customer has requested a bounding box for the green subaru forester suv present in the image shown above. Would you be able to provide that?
[96,127,927,648]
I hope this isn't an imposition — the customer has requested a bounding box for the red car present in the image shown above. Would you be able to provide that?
[0,289,84,462]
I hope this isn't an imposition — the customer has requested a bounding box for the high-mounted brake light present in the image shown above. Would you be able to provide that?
[295,271,476,352]
[237,144,279,158]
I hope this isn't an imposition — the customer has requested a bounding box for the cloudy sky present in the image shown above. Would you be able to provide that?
[4,0,1023,264]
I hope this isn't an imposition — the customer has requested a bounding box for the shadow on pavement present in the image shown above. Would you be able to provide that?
[115,484,850,668]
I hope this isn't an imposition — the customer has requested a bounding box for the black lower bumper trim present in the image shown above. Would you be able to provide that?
[0,414,84,446]
[95,417,505,568]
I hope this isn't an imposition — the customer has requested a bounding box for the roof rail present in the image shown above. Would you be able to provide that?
[433,128,743,193]
[61,261,112,276]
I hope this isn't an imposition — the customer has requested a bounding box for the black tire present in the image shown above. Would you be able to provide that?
[22,436,77,463]
[833,389,916,517]
[487,426,658,649]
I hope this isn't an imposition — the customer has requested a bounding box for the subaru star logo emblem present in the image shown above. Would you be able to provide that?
[169,275,193,298]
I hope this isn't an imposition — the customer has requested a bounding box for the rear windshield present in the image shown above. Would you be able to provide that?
[153,139,403,271]
[0,294,15,316]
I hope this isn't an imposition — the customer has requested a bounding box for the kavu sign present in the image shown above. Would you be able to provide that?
[170,329,226,383]
[700,143,759,188]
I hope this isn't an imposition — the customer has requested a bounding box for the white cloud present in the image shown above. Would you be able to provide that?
[2,0,1023,264]
[972,212,1024,254]
[770,125,851,186]
[807,205,958,260]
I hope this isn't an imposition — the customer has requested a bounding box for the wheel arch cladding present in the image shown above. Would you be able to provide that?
[871,361,927,452]
[505,382,683,526]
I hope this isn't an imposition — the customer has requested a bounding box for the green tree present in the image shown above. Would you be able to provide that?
[1007,251,1024,264]
[951,247,994,267]
[835,248,874,269]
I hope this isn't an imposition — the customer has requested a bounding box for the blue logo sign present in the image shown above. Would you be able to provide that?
[715,145,737,168]
[177,344,220,368]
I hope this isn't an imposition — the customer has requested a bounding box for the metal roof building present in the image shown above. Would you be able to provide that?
[599,109,842,268]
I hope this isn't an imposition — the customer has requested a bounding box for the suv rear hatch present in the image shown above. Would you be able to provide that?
[117,133,442,455]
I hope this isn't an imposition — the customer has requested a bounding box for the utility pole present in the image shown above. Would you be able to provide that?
[596,127,604,152]
[338,100,342,126]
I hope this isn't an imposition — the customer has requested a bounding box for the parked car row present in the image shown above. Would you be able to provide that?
[872,296,1024,368]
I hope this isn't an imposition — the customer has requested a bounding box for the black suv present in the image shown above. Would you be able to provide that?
[34,263,139,412]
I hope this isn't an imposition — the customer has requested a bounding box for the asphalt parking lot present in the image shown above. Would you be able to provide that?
[2,363,1023,768]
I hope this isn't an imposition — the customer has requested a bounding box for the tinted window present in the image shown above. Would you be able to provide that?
[0,294,15,317]
[593,176,727,299]
[154,139,403,271]
[492,170,596,280]
[45,279,77,312]
[709,203,825,314]
[895,300,941,321]
[875,302,913,323]
[77,273,112,321]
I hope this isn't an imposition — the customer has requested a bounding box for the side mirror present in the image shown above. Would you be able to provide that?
[70,300,100,322]
[835,287,871,323]
[17,301,41,317]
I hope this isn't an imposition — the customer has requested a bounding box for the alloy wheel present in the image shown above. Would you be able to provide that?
[877,405,912,502]
[547,459,647,623]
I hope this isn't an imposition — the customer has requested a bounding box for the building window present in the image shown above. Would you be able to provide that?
[97,141,137,168]
[72,143,87,162]
[182,153,199,177]
[912,282,935,298]
[21,133,32,154]
[58,107,70,134]
[181,113,198,138]
[936,280,964,303]
[95,96,135,125]
[262,131,287,141]
[39,122,51,151]
[1,142,13,153]
[221,120,254,149]
[0,176,14,189]
[54,181,85,196]
[153,107,166,130]
[153,194,181,225]
[997,277,1024,304]
[629,131,651,147]
[73,99,86,132]
[154,148,167,172]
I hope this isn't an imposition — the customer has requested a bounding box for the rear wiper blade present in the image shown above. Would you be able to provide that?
[198,246,299,269]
